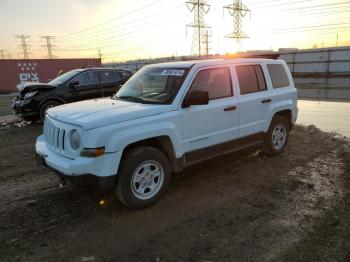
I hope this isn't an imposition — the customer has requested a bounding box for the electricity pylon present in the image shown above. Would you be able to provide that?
[15,35,31,59]
[203,30,211,56]
[186,0,211,56]
[41,36,56,59]
[223,0,250,51]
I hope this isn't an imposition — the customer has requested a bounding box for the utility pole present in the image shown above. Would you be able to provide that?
[336,34,339,47]
[15,35,31,59]
[41,36,56,59]
[97,49,103,61]
[0,50,5,59]
[186,0,211,56]
[223,0,250,51]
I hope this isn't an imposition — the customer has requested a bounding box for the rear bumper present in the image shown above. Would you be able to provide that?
[35,134,122,188]
[292,106,298,125]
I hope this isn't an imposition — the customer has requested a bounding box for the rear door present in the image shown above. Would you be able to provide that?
[67,70,101,102]
[233,64,272,137]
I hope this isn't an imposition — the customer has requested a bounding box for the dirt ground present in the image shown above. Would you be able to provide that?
[0,117,350,262]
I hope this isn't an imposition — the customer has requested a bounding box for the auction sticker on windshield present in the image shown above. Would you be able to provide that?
[161,69,185,76]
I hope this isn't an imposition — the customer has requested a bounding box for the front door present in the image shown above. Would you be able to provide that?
[181,66,239,154]
[67,70,101,102]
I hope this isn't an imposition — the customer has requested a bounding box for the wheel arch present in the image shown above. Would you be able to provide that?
[264,100,294,132]
[38,97,65,109]
[121,136,183,173]
[273,109,292,129]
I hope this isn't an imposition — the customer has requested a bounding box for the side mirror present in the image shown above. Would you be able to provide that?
[183,90,209,108]
[69,80,79,88]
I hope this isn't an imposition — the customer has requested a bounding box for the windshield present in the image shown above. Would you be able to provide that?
[115,67,189,104]
[48,69,83,86]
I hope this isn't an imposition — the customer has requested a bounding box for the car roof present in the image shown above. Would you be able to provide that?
[80,67,132,72]
[149,58,283,68]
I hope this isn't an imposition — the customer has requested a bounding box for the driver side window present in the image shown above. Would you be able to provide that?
[189,67,233,100]
[73,71,98,86]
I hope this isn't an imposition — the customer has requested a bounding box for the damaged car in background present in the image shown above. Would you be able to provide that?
[11,68,133,121]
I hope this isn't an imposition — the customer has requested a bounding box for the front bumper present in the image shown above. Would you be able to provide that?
[11,96,38,117]
[36,134,122,186]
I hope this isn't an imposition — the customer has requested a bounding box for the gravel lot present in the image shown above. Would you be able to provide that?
[0,96,349,261]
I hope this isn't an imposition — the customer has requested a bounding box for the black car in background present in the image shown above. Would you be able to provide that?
[11,68,133,121]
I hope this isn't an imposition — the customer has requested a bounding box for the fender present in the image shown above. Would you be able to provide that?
[263,99,294,132]
[103,120,184,158]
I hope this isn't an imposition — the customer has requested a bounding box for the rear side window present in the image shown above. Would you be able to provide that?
[190,67,232,100]
[101,70,123,83]
[236,65,267,95]
[267,64,290,88]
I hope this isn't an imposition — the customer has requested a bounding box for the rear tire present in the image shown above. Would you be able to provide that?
[262,116,290,156]
[115,146,171,208]
[39,101,61,122]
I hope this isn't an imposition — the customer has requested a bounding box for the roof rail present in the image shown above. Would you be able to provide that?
[224,52,279,60]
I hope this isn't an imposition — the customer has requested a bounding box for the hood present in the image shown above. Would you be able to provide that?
[18,82,56,95]
[47,98,172,130]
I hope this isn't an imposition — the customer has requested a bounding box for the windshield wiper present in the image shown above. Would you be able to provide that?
[116,96,145,103]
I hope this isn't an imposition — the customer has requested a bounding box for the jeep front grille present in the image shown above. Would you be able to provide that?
[44,119,66,153]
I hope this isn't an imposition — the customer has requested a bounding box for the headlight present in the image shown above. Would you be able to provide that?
[24,91,38,99]
[70,129,81,150]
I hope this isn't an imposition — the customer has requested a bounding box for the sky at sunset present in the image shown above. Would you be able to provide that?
[0,0,349,62]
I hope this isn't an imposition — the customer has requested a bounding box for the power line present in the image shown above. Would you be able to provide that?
[255,1,350,13]
[250,0,311,8]
[223,0,251,51]
[41,35,56,59]
[15,35,31,59]
[58,3,184,42]
[60,12,187,49]
[186,0,211,56]
[59,14,188,52]
[60,0,162,39]
[275,22,350,32]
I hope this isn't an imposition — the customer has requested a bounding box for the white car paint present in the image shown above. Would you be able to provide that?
[36,58,298,178]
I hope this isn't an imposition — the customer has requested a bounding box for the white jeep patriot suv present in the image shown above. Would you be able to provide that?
[36,58,298,207]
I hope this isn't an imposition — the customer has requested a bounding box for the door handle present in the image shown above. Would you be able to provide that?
[261,98,272,103]
[223,105,237,111]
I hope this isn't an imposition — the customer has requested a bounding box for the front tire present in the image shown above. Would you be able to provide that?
[39,101,61,122]
[262,116,290,155]
[115,146,171,208]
